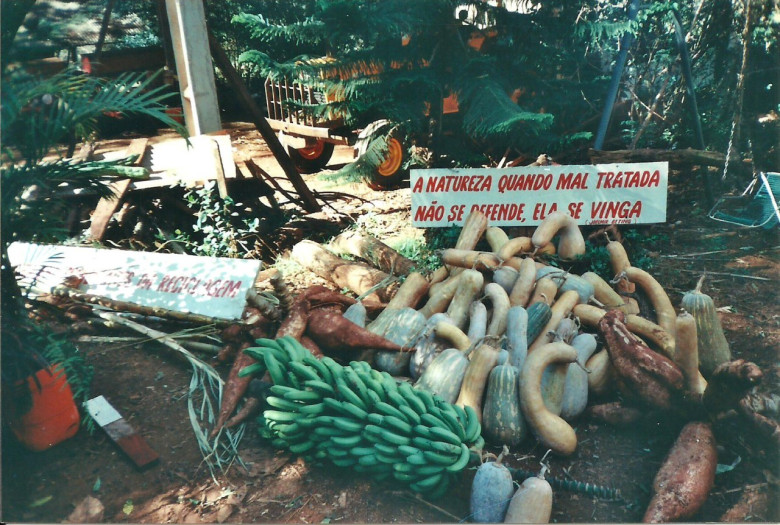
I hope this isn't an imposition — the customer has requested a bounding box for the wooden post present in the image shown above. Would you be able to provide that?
[164,0,221,136]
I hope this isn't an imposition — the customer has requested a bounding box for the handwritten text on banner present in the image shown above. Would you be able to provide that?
[410,162,668,227]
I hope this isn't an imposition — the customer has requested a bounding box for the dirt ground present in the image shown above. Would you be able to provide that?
[2,122,779,523]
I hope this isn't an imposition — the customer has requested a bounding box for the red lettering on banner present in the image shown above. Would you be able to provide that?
[590,201,642,219]
[556,172,589,190]
[532,202,558,220]
[157,275,171,292]
[497,173,554,193]
[424,175,492,192]
[415,202,445,222]
[597,170,660,189]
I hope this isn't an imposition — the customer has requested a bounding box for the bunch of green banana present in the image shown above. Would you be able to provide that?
[239,336,485,498]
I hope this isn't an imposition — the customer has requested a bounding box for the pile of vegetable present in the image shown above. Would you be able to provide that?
[220,208,777,521]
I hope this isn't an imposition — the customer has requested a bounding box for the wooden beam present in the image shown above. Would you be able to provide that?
[589,148,726,167]
[205,27,321,213]
[164,0,221,135]
[89,138,149,241]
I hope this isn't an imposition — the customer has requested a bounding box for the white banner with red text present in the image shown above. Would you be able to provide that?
[410,162,668,227]
[7,242,262,320]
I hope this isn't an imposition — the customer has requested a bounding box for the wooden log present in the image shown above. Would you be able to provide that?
[329,231,416,276]
[588,148,725,167]
[290,240,398,303]
[88,138,149,241]
[51,287,234,327]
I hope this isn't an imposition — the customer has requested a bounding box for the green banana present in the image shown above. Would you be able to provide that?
[350,446,376,457]
[288,440,315,454]
[445,443,471,473]
[332,417,363,433]
[420,412,448,430]
[314,426,349,438]
[366,413,384,426]
[414,387,438,413]
[386,389,409,411]
[302,354,332,383]
[264,409,301,423]
[406,452,428,466]
[378,428,412,447]
[282,388,321,403]
[416,464,445,477]
[423,449,457,466]
[436,403,466,441]
[374,401,407,421]
[383,414,413,436]
[463,405,481,443]
[335,378,368,411]
[397,444,421,457]
[265,396,301,412]
[237,361,266,378]
[339,399,369,421]
[373,442,398,456]
[393,471,418,482]
[263,351,287,385]
[304,379,336,397]
[397,381,427,415]
[297,403,325,416]
[410,471,443,492]
[343,367,372,406]
[289,361,320,382]
[413,424,434,440]
[397,404,422,426]
[329,434,363,448]
[428,425,461,446]
[321,355,343,376]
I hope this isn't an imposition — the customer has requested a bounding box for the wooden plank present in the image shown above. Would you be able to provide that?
[89,138,149,241]
[211,138,229,199]
[165,0,221,135]
[85,396,159,469]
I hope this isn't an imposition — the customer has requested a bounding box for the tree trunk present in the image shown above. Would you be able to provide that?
[290,240,398,303]
[329,231,416,276]
[588,148,726,167]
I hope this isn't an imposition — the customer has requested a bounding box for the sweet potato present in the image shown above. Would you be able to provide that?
[702,359,763,414]
[599,310,684,411]
[299,334,324,358]
[643,422,717,523]
[305,309,404,353]
[224,396,261,428]
[211,342,255,438]
[588,401,643,427]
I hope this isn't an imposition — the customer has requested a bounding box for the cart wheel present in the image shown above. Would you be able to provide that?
[281,135,335,174]
[356,120,408,190]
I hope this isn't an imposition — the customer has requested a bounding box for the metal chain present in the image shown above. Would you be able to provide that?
[722,118,736,182]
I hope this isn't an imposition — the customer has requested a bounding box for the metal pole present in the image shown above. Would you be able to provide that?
[593,0,641,150]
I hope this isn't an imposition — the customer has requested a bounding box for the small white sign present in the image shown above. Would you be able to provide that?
[7,243,262,320]
[411,162,668,227]
[84,396,122,427]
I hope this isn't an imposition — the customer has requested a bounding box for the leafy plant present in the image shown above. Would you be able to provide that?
[1,65,184,417]
[167,181,262,258]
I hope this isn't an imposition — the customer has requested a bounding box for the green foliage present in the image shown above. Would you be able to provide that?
[1,65,184,417]
[391,236,441,274]
[169,182,263,258]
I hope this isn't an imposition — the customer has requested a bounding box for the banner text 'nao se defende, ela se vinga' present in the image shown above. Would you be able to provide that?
[410,162,668,227]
